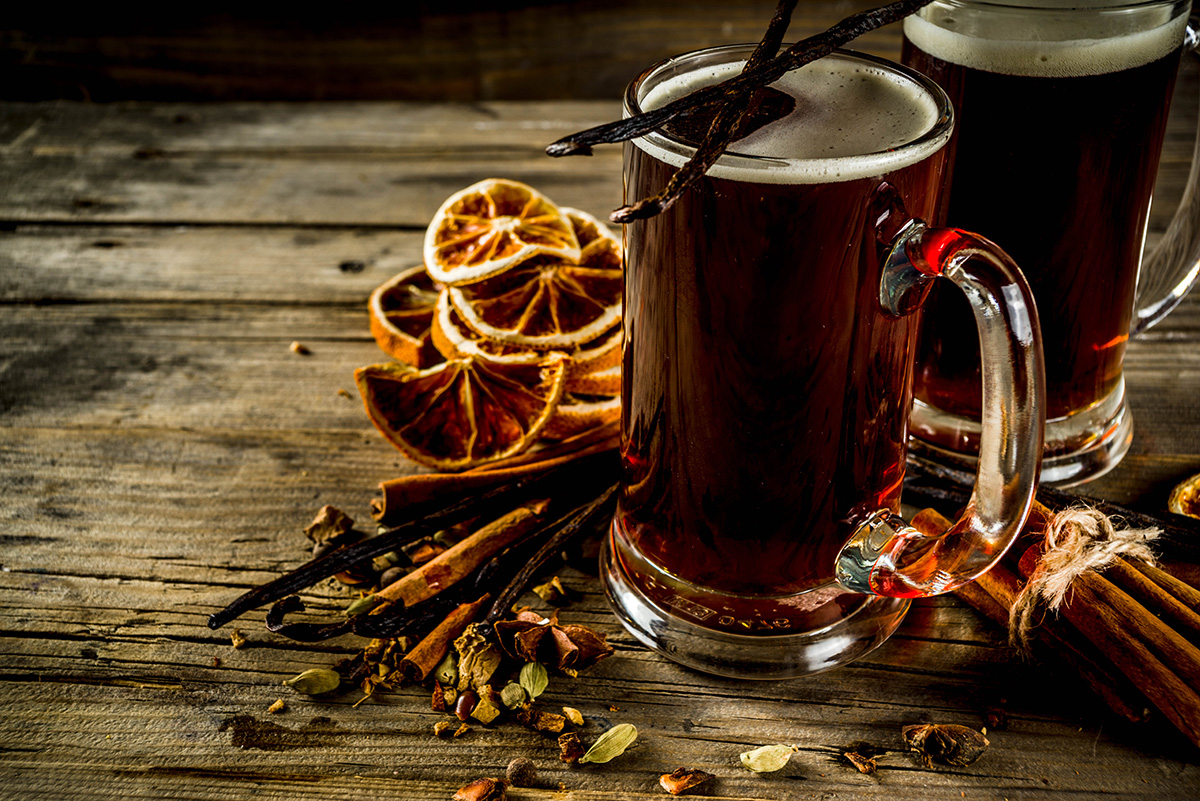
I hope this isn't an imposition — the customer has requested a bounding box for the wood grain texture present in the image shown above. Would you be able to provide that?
[2,89,1200,800]
[0,1,904,102]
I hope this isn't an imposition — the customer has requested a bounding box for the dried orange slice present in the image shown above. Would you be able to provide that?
[543,393,621,440]
[431,290,622,383]
[448,208,622,350]
[368,265,442,367]
[355,355,567,470]
[424,178,580,286]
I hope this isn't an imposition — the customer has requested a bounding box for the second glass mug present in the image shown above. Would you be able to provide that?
[602,45,1046,678]
[903,0,1200,486]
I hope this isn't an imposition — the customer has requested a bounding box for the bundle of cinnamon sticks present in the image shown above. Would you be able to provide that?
[912,504,1200,748]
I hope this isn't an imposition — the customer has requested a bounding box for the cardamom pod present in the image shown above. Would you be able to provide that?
[282,668,341,695]
[579,723,638,764]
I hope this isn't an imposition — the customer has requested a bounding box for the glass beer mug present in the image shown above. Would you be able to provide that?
[903,0,1200,486]
[601,46,1046,678]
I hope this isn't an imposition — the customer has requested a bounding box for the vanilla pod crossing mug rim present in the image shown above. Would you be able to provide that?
[624,45,955,182]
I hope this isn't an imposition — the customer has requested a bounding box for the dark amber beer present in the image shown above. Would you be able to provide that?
[603,47,1044,678]
[902,0,1194,484]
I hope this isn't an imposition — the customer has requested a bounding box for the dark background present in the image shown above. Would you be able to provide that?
[0,1,894,101]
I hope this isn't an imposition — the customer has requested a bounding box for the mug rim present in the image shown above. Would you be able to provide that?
[916,0,1186,12]
[624,45,955,181]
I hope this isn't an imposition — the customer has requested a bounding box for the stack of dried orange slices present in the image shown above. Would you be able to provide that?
[356,179,623,471]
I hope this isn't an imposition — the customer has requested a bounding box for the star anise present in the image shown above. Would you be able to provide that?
[493,608,613,675]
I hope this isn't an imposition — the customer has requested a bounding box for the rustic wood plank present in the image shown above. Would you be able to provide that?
[1,1,904,103]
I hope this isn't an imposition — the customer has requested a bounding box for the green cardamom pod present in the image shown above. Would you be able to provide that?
[579,723,637,764]
[518,662,549,700]
[739,744,795,772]
[282,668,341,695]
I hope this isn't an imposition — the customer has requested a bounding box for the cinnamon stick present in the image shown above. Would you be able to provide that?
[373,437,619,524]
[399,594,491,683]
[913,508,1152,725]
[1106,558,1200,643]
[375,499,552,608]
[1057,575,1200,746]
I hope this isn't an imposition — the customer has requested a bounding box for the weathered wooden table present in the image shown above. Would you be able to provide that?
[3,64,1200,799]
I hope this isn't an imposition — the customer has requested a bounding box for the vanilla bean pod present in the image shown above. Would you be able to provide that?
[902,462,1200,562]
[208,450,617,629]
[261,468,619,641]
[545,0,931,159]
[479,484,618,636]
[612,0,797,222]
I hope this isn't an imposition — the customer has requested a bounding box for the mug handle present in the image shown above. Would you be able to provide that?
[836,219,1045,598]
[1134,24,1200,333]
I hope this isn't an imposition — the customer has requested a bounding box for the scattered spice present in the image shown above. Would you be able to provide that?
[452,777,507,801]
[455,624,504,691]
[739,744,795,773]
[434,721,454,738]
[432,683,446,712]
[399,594,491,683]
[495,609,614,676]
[558,732,586,764]
[506,757,538,787]
[499,683,527,709]
[659,767,715,796]
[435,651,459,686]
[290,341,311,355]
[471,690,502,725]
[580,723,638,764]
[211,656,221,668]
[563,706,584,726]
[902,724,989,768]
[517,708,567,734]
[532,575,571,604]
[282,668,341,695]
[337,387,352,399]
[454,723,472,738]
[230,629,248,649]
[519,662,549,700]
[304,505,354,545]
[843,751,877,774]
[345,594,381,616]
[455,689,479,721]
[267,698,286,714]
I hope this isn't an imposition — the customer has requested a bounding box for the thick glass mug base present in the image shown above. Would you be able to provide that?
[909,379,1133,488]
[601,521,911,679]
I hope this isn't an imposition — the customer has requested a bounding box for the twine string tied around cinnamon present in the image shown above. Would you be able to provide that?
[1009,506,1160,653]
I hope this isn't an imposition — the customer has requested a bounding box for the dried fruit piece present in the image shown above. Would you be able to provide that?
[229,629,247,649]
[425,178,579,286]
[1169,473,1200,520]
[355,355,567,470]
[434,720,455,737]
[902,723,989,768]
[448,221,622,350]
[432,290,622,384]
[368,264,442,366]
[542,393,621,441]
[739,744,795,773]
[267,698,286,714]
[562,706,584,726]
[580,723,637,764]
[659,767,715,795]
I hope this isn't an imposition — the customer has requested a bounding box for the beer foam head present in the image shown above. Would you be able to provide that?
[634,52,950,185]
[904,1,1188,77]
